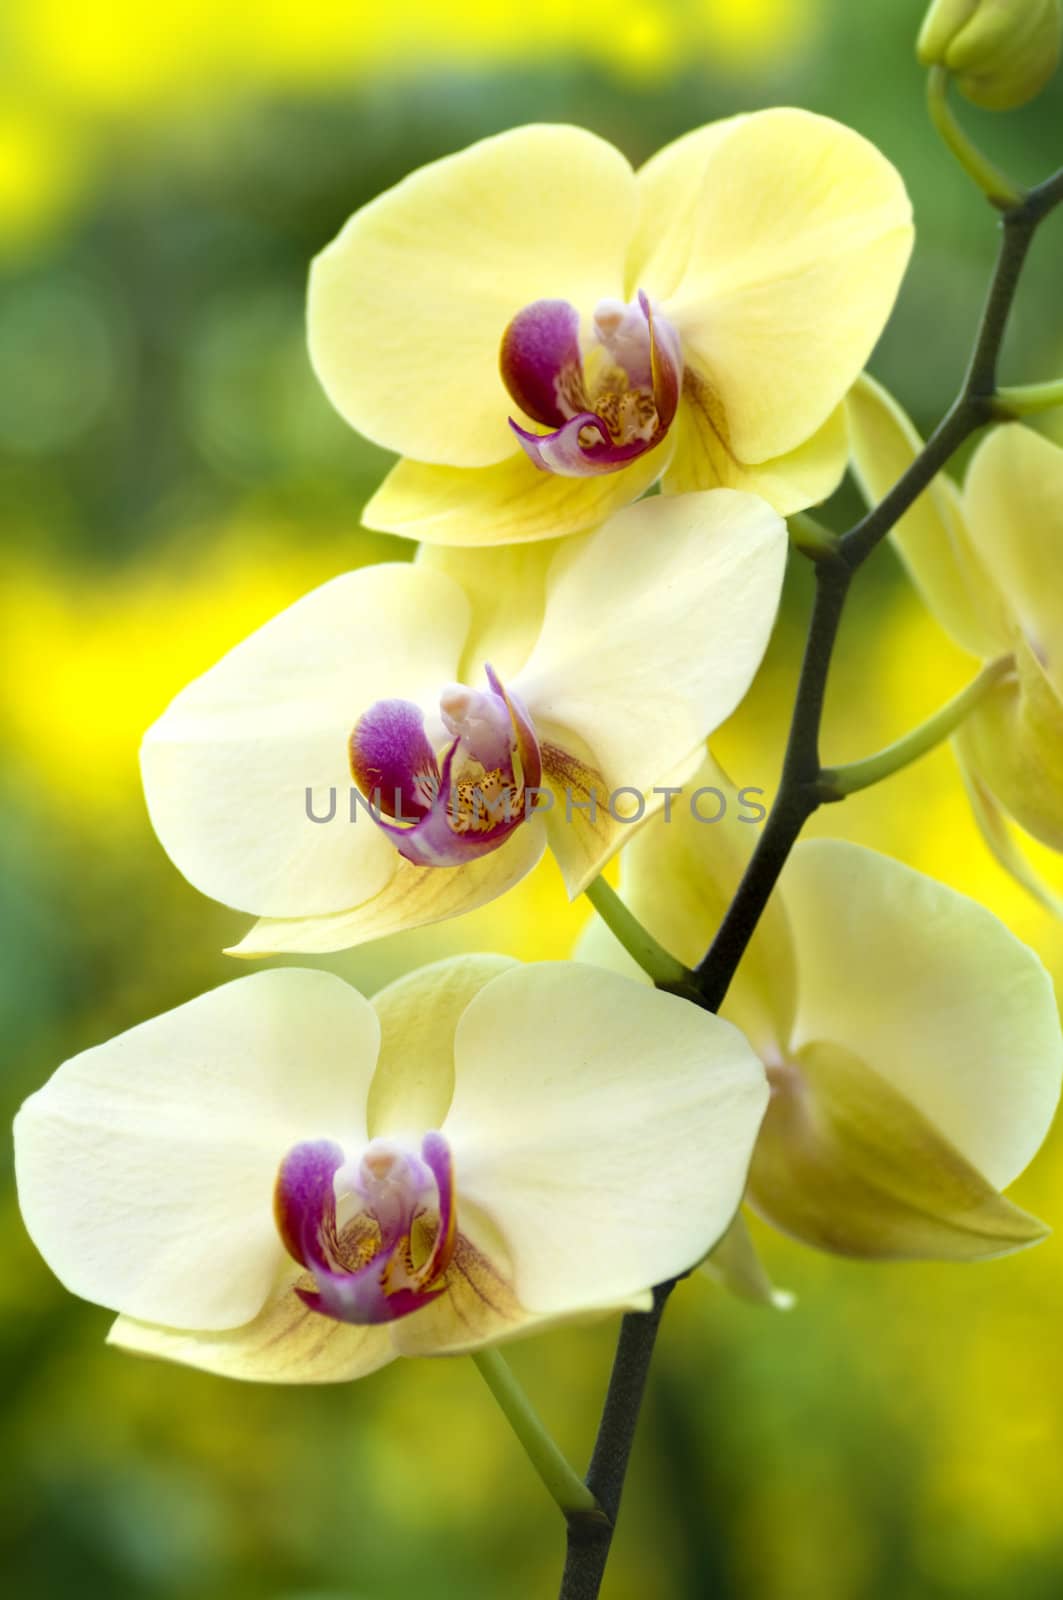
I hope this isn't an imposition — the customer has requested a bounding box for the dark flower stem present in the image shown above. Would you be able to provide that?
[558,164,1063,1600]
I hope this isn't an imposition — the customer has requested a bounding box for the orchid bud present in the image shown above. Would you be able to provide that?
[918,0,1061,109]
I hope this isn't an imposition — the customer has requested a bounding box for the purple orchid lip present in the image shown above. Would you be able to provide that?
[274,1132,458,1327]
[500,290,681,478]
[348,665,543,869]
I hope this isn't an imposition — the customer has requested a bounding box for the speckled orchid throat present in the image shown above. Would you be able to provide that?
[275,1132,457,1325]
[349,665,543,868]
[500,291,681,477]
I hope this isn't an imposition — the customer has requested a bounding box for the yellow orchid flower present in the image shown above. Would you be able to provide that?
[13,958,768,1383]
[308,114,913,546]
[139,490,785,954]
[848,374,1063,913]
[578,756,1062,1273]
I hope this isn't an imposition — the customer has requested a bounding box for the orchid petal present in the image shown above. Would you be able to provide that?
[141,565,469,918]
[847,373,1005,657]
[958,636,1063,852]
[108,1293,395,1384]
[308,125,635,468]
[13,971,381,1331]
[442,963,769,1315]
[364,440,666,547]
[664,393,849,515]
[226,820,546,955]
[963,423,1063,701]
[537,740,703,902]
[748,1039,1049,1261]
[416,542,559,682]
[512,491,786,893]
[700,1213,794,1310]
[955,742,1063,918]
[639,110,913,464]
[367,956,518,1140]
[783,840,1062,1190]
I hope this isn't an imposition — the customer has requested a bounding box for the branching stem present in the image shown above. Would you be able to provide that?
[557,158,1063,1600]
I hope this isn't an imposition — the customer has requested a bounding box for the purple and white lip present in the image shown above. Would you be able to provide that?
[274,1131,457,1326]
[499,290,681,477]
[348,664,543,868]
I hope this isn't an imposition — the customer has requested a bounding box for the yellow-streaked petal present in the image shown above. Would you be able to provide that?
[663,390,848,514]
[14,971,381,1331]
[227,821,547,955]
[847,372,1005,657]
[963,423,1063,701]
[109,1282,395,1385]
[141,565,468,918]
[442,963,768,1316]
[393,1205,651,1358]
[416,540,560,682]
[784,840,1062,1190]
[538,739,702,901]
[749,1039,1049,1261]
[956,741,1063,917]
[512,490,787,895]
[309,125,636,468]
[363,442,666,547]
[958,635,1063,852]
[644,110,913,463]
[367,954,517,1139]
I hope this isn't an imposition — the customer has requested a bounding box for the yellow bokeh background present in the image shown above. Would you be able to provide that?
[3,3,1063,1597]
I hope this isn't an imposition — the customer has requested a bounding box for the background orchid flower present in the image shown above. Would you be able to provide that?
[13,958,769,1383]
[849,374,1063,913]
[579,755,1063,1269]
[140,489,785,954]
[308,114,913,546]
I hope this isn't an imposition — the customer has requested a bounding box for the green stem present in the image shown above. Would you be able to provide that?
[820,655,1013,799]
[788,511,842,564]
[993,376,1063,418]
[926,65,1025,210]
[473,1348,606,1526]
[584,875,690,990]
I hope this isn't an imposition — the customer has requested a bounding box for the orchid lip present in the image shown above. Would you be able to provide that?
[274,1131,458,1326]
[348,664,543,868]
[500,291,681,478]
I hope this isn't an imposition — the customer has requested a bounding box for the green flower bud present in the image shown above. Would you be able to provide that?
[917,0,1061,109]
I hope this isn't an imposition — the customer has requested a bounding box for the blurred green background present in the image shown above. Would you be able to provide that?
[3,2,1063,1596]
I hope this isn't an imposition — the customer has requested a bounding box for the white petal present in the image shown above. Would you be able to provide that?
[784,840,1062,1188]
[644,110,913,462]
[442,962,768,1314]
[963,423,1063,701]
[512,490,786,842]
[367,954,518,1138]
[141,565,469,917]
[308,125,635,467]
[14,970,380,1330]
[956,743,1063,918]
[847,372,1005,658]
[416,540,559,683]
